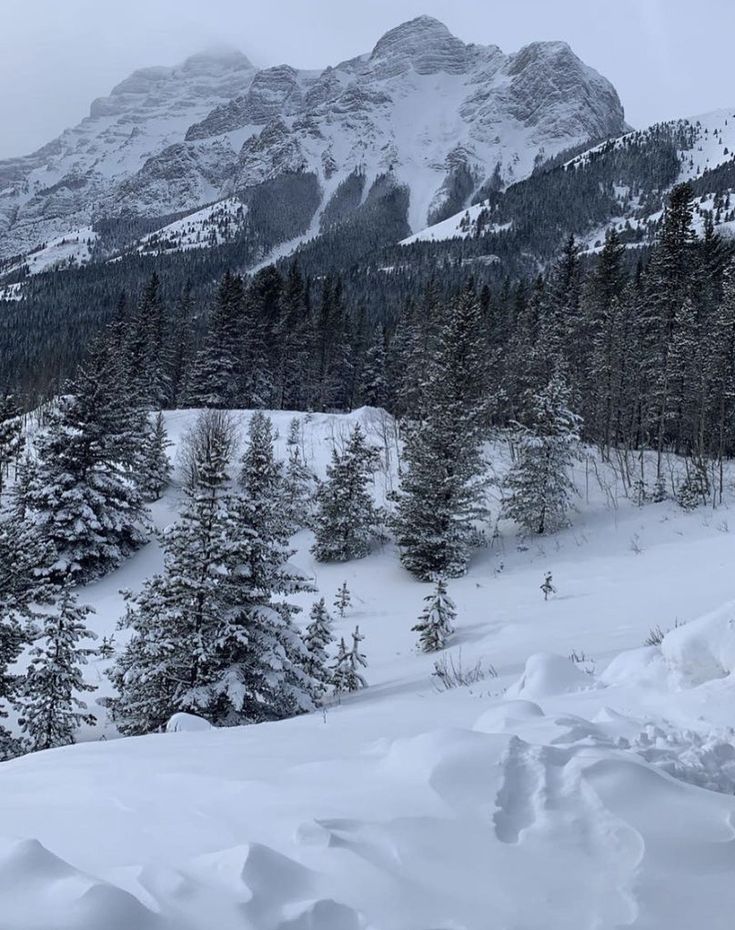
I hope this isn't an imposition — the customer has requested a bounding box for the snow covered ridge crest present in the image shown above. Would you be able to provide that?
[0,15,627,265]
[404,107,735,250]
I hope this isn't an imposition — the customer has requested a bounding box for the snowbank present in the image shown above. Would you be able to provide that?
[165,713,213,733]
[602,601,735,691]
[505,652,596,700]
[661,603,735,686]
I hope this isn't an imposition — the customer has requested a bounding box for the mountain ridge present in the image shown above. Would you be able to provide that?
[400,106,735,258]
[0,16,627,267]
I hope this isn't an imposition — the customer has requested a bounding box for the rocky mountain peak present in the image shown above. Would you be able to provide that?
[507,40,576,75]
[180,48,254,74]
[505,40,626,138]
[368,16,470,75]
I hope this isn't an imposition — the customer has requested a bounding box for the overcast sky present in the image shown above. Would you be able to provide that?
[1,0,733,158]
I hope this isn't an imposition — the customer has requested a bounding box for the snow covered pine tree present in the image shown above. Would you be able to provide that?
[139,412,173,502]
[23,341,148,583]
[412,577,456,653]
[390,289,488,580]
[17,585,98,752]
[502,371,582,535]
[303,598,334,695]
[334,582,352,618]
[282,419,317,533]
[0,394,23,502]
[112,410,317,733]
[312,424,380,562]
[331,626,368,695]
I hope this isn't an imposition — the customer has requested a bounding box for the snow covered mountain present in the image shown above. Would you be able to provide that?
[404,107,735,255]
[0,16,627,266]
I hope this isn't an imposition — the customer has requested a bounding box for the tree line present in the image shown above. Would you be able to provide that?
[3,180,735,755]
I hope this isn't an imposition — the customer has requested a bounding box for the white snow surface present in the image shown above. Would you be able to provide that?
[1,226,98,279]
[3,407,735,928]
[136,199,246,256]
[399,200,488,244]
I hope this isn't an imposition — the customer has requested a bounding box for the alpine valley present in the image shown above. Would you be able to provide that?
[6,11,735,930]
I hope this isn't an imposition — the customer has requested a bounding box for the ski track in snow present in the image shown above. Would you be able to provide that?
[3,407,735,928]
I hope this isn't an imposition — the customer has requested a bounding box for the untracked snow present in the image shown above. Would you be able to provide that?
[2,408,735,929]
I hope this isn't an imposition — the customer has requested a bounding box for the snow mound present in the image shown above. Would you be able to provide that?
[631,723,735,794]
[602,603,735,691]
[0,837,159,930]
[599,644,668,689]
[506,653,596,700]
[2,704,735,927]
[166,712,213,733]
[474,699,545,734]
[661,605,735,687]
[277,898,364,930]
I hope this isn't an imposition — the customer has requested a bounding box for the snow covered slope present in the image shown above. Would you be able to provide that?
[407,107,735,252]
[0,226,98,278]
[0,17,627,265]
[3,408,735,928]
[136,199,247,256]
[400,199,505,244]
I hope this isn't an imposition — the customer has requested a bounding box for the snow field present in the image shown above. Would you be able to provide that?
[2,407,735,928]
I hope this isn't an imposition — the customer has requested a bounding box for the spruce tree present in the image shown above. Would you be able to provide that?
[239,412,285,545]
[0,514,54,611]
[124,273,171,408]
[17,586,98,752]
[331,626,367,695]
[358,329,389,408]
[303,598,334,693]
[0,611,23,760]
[412,577,456,653]
[0,394,23,501]
[112,410,316,733]
[710,259,735,500]
[282,418,317,533]
[311,276,351,411]
[169,283,197,408]
[333,582,352,618]
[184,271,246,408]
[390,289,489,580]
[676,461,709,510]
[139,412,173,502]
[545,234,583,376]
[273,263,311,410]
[540,572,556,601]
[219,410,318,723]
[0,513,54,758]
[111,414,237,733]
[24,343,148,583]
[583,229,628,448]
[242,269,277,407]
[502,372,582,535]
[311,424,380,562]
[642,183,696,476]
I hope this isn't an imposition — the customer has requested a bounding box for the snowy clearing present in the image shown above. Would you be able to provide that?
[2,407,735,929]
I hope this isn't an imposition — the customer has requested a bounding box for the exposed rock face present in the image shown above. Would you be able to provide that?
[0,49,256,255]
[504,42,625,140]
[0,17,627,261]
[366,15,472,77]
